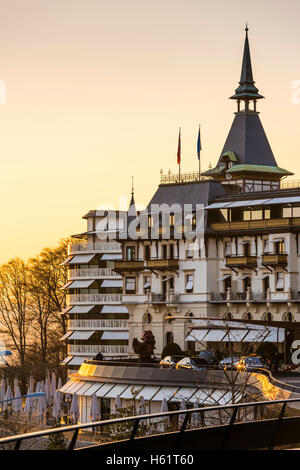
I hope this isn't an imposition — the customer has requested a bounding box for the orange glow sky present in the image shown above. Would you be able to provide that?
[1,0,300,263]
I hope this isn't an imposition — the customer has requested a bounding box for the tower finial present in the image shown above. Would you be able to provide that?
[245,22,248,33]
[131,176,134,196]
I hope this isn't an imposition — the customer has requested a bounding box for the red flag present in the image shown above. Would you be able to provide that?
[177,128,181,164]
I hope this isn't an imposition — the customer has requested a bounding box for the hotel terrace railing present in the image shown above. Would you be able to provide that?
[3,397,300,451]
[69,268,121,279]
[68,345,128,355]
[69,242,121,254]
[68,293,122,304]
[210,217,300,232]
[280,180,300,189]
[68,319,128,330]
[146,292,180,304]
[210,289,300,302]
[160,170,207,184]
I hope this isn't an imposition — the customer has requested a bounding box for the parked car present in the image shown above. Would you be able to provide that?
[219,356,240,370]
[160,355,184,368]
[176,357,208,370]
[198,350,219,365]
[236,355,268,371]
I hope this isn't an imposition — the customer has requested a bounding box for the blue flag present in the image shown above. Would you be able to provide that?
[197,126,201,160]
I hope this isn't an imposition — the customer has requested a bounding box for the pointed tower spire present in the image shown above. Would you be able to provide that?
[230,25,264,111]
[128,176,137,219]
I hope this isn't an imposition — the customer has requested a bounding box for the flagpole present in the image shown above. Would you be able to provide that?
[178,127,181,182]
[198,124,201,181]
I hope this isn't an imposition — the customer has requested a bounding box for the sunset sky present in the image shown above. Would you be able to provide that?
[1,0,300,262]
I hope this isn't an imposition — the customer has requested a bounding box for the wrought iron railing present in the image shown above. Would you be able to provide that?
[1,397,300,450]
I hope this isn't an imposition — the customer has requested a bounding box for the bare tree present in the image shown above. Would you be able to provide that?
[0,258,32,371]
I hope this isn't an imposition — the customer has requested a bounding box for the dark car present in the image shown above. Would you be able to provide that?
[198,350,219,365]
[219,356,240,370]
[176,357,208,370]
[236,355,268,371]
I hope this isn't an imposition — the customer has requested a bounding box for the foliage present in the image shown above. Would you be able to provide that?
[161,342,183,359]
[256,342,278,361]
[132,331,156,362]
[46,420,67,450]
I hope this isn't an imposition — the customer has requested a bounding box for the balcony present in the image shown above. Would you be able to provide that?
[146,292,180,304]
[68,319,128,330]
[225,255,257,268]
[114,260,145,273]
[69,268,121,280]
[210,217,300,233]
[147,258,179,271]
[69,242,121,254]
[68,344,128,356]
[68,293,122,304]
[261,253,288,266]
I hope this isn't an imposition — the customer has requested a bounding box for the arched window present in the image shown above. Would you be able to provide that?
[262,312,273,322]
[242,311,252,320]
[283,312,294,322]
[222,312,233,320]
[165,332,174,345]
[164,312,173,324]
[143,312,152,324]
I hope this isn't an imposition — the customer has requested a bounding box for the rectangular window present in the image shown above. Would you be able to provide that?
[264,208,271,219]
[143,276,151,294]
[186,243,194,259]
[144,245,151,260]
[224,242,232,256]
[162,245,168,259]
[274,240,285,254]
[252,209,263,220]
[220,209,229,221]
[126,246,136,261]
[125,277,136,294]
[276,272,284,291]
[283,207,292,218]
[263,240,270,254]
[185,274,194,293]
[293,206,300,217]
[170,214,174,226]
[243,210,251,221]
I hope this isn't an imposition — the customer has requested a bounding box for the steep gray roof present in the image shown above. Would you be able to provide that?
[217,112,277,167]
[147,180,226,210]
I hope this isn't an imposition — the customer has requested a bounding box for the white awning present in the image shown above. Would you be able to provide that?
[67,280,95,289]
[120,386,145,399]
[134,386,159,401]
[61,281,73,290]
[68,254,96,264]
[67,357,87,366]
[68,331,95,340]
[101,254,122,260]
[59,379,77,393]
[232,274,250,281]
[75,382,97,396]
[101,280,123,288]
[83,383,105,396]
[95,383,116,397]
[101,331,129,340]
[101,306,128,314]
[169,387,198,402]
[151,387,180,402]
[223,329,249,342]
[264,328,285,342]
[205,202,232,209]
[217,274,231,281]
[186,329,209,342]
[60,355,73,365]
[202,330,227,342]
[68,305,95,314]
[267,196,300,205]
[61,256,74,265]
[60,306,73,315]
[60,331,73,341]
[104,384,129,399]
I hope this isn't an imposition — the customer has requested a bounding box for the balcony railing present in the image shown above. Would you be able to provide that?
[68,345,128,355]
[210,217,300,233]
[68,293,122,304]
[69,268,121,279]
[68,319,128,330]
[114,260,145,272]
[261,253,288,266]
[225,255,257,268]
[147,258,179,270]
[146,292,180,304]
[69,242,121,254]
[210,291,269,302]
